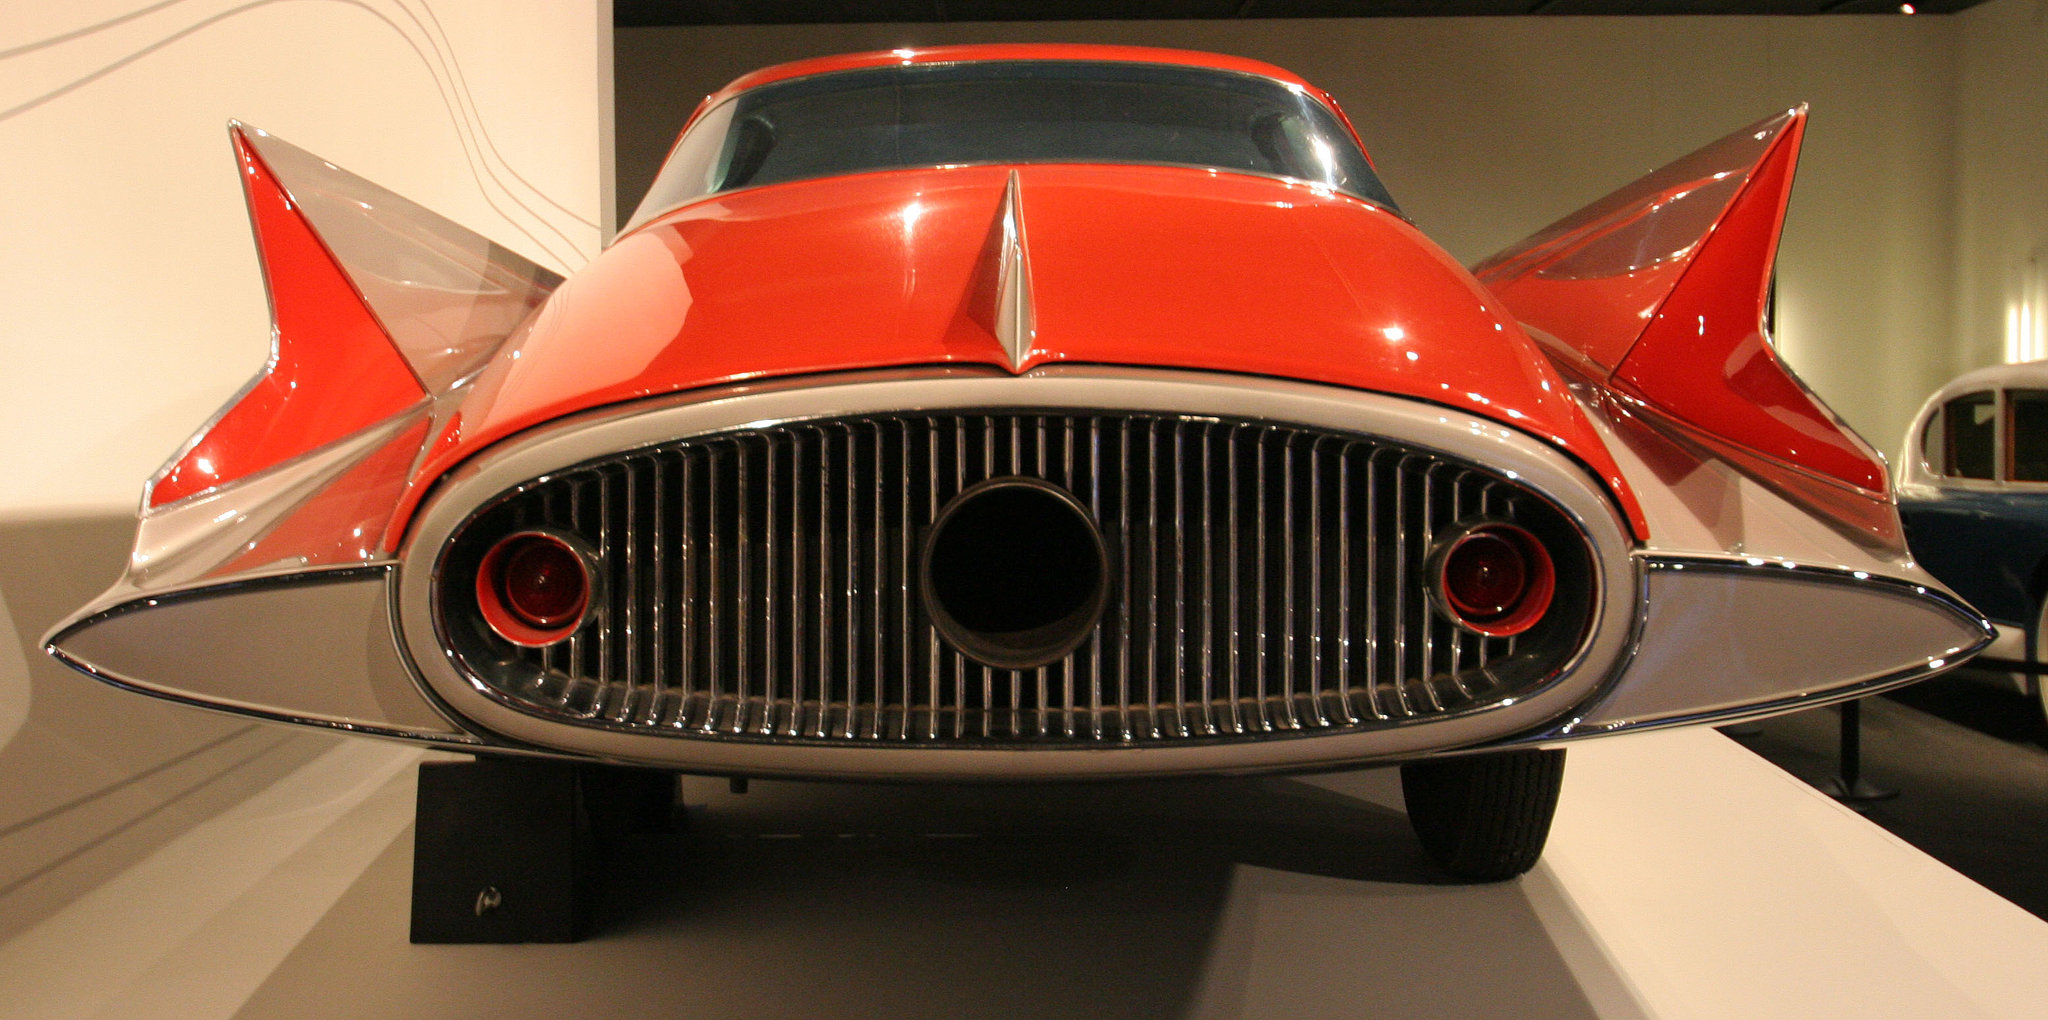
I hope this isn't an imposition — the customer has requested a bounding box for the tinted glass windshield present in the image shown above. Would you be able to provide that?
[627,61,1397,230]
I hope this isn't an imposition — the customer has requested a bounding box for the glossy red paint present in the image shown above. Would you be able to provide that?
[401,164,1645,537]
[150,129,426,508]
[1437,523,1555,638]
[1473,111,1786,375]
[1611,119,1889,495]
[476,531,592,647]
[222,414,432,573]
[235,125,562,395]
[1477,108,1888,499]
[1602,391,1904,552]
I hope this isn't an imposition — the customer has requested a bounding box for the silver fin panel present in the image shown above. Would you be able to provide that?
[235,123,562,392]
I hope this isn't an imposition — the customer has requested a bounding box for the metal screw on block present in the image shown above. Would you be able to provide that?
[474,886,503,916]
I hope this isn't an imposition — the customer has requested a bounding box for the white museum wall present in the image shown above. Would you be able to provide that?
[617,14,1969,455]
[0,0,612,515]
[1956,0,2048,373]
[0,0,610,944]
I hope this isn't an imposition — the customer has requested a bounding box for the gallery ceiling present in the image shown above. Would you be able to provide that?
[615,0,1985,24]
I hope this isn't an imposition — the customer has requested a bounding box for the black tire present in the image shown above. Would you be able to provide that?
[2033,597,2048,729]
[1401,748,1566,882]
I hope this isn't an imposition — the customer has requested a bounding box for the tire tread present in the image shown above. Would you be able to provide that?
[1401,748,1565,882]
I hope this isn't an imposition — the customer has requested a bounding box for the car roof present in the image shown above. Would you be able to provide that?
[1926,360,2048,404]
[702,44,1323,110]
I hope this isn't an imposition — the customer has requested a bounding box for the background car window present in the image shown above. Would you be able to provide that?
[1943,391,1998,479]
[2009,390,2048,482]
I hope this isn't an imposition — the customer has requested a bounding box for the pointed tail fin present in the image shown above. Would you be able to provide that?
[1475,107,1888,499]
[146,124,561,509]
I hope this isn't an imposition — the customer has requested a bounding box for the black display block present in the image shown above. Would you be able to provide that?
[410,757,677,944]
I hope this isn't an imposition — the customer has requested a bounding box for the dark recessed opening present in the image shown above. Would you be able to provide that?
[922,478,1109,670]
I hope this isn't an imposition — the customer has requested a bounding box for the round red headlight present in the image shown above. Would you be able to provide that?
[1435,523,1554,637]
[475,531,591,646]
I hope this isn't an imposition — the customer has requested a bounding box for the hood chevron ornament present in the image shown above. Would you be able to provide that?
[994,170,1037,371]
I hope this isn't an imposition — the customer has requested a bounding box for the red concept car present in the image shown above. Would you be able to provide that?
[48,45,1991,882]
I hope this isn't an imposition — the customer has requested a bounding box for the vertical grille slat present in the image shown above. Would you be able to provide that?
[1336,445,1360,725]
[1144,418,1161,739]
[787,433,804,738]
[1087,417,1105,740]
[815,427,831,738]
[1281,439,1299,730]
[1446,469,1471,699]
[594,472,610,715]
[845,424,861,739]
[1198,423,1216,736]
[1061,418,1078,738]
[869,424,886,739]
[1245,438,1261,733]
[1308,437,1328,728]
[1122,417,1138,737]
[762,440,779,736]
[461,411,1577,746]
[738,451,755,730]
[1226,429,1244,735]
[900,421,917,741]
[675,454,692,727]
[1417,463,1442,714]
[1389,455,1412,718]
[703,447,720,730]
[1171,423,1188,738]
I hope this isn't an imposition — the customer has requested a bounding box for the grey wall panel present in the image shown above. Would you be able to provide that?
[0,513,340,942]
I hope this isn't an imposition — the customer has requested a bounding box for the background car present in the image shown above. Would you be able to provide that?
[1899,361,2048,722]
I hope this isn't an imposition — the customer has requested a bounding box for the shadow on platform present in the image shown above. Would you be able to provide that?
[236,770,1611,1019]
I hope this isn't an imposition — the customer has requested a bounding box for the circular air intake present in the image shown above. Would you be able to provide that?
[920,478,1111,670]
[1430,522,1555,638]
[475,530,593,647]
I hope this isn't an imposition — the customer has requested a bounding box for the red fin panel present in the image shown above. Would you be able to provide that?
[1474,111,1789,374]
[148,128,426,508]
[235,126,561,393]
[1478,109,1889,498]
[1610,119,1887,495]
[223,415,433,572]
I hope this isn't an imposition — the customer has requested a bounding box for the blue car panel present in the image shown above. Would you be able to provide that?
[1899,489,2048,629]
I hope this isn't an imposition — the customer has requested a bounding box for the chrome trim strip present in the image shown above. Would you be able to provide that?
[1566,378,1909,572]
[994,169,1037,370]
[45,567,478,747]
[123,409,426,592]
[1504,553,1993,744]
[395,368,1637,778]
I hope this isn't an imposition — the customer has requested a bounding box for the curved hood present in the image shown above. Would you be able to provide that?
[416,165,1640,533]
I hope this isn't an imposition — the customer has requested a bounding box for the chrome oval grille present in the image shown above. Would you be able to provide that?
[436,412,1592,745]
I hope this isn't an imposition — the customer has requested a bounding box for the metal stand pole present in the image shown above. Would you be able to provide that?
[1824,698,1898,804]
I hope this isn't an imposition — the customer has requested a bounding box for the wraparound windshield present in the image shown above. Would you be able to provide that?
[626,60,1398,231]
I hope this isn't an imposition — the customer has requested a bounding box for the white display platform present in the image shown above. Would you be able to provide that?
[0,725,2043,1019]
